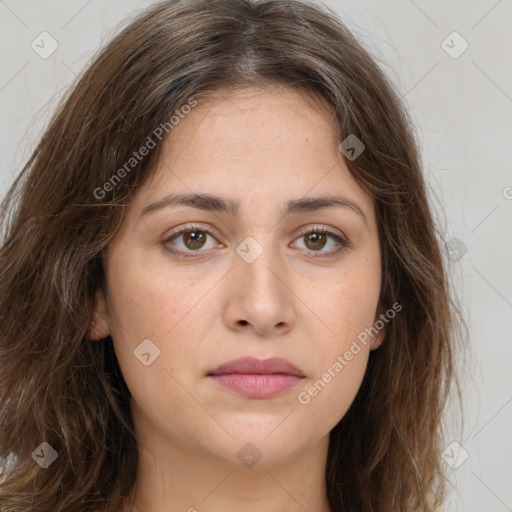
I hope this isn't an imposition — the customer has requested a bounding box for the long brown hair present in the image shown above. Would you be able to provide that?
[0,0,463,510]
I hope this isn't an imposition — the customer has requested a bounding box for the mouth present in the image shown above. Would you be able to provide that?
[207,356,306,399]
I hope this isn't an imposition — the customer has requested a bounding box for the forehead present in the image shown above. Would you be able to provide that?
[133,85,374,217]
[171,85,338,157]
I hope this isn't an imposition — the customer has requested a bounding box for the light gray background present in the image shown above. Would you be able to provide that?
[1,1,511,510]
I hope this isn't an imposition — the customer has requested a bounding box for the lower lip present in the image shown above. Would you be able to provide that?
[208,373,304,398]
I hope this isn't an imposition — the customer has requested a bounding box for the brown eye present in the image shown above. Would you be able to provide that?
[181,230,207,250]
[291,227,348,257]
[163,225,219,255]
[304,232,328,251]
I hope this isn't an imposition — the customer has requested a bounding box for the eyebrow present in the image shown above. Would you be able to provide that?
[139,192,367,224]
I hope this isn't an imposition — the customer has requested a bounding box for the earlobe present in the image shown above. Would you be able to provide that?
[370,310,387,350]
[370,329,385,350]
[88,287,110,340]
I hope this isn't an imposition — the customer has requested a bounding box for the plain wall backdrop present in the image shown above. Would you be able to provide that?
[1,1,511,510]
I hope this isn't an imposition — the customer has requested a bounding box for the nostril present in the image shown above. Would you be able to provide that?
[239,320,248,326]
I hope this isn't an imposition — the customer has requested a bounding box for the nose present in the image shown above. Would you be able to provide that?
[222,236,296,338]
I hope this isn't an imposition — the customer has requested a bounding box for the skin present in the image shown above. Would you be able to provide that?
[90,85,384,512]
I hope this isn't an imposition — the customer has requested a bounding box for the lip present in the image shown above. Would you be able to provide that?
[207,356,306,399]
[208,356,305,377]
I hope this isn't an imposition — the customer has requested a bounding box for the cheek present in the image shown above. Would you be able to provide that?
[310,259,381,345]
[105,257,210,431]
[104,246,209,379]
[297,346,369,427]
[294,260,379,426]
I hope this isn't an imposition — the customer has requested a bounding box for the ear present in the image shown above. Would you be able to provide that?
[370,328,385,350]
[88,287,111,340]
[369,310,387,351]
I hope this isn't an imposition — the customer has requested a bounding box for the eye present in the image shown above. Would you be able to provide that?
[163,224,221,256]
[162,224,349,258]
[291,226,348,257]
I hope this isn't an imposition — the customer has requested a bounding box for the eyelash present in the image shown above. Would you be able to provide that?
[162,224,349,259]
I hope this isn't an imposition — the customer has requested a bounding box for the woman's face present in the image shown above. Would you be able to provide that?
[91,85,383,468]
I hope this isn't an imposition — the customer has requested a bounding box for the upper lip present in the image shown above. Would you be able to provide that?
[207,356,305,377]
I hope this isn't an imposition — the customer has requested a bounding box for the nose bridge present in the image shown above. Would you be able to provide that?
[235,232,283,294]
[225,231,296,334]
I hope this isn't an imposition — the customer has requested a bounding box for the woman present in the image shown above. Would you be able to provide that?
[0,0,462,510]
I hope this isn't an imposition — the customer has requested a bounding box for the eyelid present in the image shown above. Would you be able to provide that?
[295,223,346,241]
